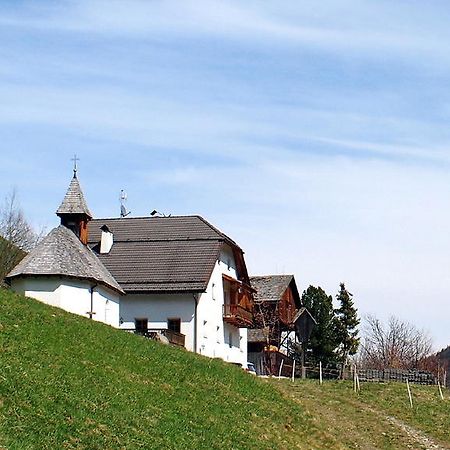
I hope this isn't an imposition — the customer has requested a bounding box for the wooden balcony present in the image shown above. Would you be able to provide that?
[161,329,185,347]
[223,304,253,328]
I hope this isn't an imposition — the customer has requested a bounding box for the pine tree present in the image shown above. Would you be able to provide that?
[301,285,339,364]
[335,283,360,365]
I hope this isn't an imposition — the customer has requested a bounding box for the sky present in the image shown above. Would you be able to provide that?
[0,1,449,350]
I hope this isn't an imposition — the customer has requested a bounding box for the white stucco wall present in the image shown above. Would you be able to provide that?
[196,245,248,366]
[10,276,120,327]
[119,293,196,350]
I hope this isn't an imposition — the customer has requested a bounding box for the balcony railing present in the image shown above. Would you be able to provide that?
[161,329,185,347]
[123,328,186,347]
[223,304,253,327]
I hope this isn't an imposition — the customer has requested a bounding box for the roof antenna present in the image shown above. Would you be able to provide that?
[120,190,131,218]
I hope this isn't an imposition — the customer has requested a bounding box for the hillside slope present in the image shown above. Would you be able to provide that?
[276,379,449,449]
[1,289,448,450]
[0,289,319,449]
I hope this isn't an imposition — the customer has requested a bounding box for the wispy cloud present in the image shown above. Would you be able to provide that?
[2,0,450,66]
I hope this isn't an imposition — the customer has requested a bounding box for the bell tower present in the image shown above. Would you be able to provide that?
[56,156,93,244]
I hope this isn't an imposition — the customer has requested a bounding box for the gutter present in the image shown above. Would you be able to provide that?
[193,293,199,353]
[88,283,98,319]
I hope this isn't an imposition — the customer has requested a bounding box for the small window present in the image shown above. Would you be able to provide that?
[167,318,181,333]
[229,332,233,348]
[135,318,148,333]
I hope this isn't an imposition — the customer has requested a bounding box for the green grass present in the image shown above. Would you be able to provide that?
[0,289,323,449]
[275,378,450,450]
[1,288,449,449]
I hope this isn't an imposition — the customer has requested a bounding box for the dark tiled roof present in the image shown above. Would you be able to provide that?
[87,216,240,293]
[249,275,294,303]
[7,225,123,294]
[56,174,93,218]
[88,216,238,245]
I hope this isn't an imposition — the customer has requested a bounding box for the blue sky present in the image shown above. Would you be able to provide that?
[1,1,449,350]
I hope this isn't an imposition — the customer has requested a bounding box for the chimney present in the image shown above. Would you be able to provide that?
[100,225,114,254]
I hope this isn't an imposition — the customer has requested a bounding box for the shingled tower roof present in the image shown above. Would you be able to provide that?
[56,173,92,218]
[6,225,123,294]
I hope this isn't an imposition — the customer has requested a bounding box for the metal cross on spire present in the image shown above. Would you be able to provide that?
[71,154,80,176]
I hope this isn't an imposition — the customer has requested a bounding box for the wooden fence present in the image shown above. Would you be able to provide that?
[350,368,436,385]
[248,352,443,387]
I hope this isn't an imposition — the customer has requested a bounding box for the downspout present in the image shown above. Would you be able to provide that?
[89,283,98,319]
[193,293,199,353]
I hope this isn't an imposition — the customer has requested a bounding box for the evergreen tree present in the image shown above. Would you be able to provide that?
[301,285,339,364]
[335,283,360,365]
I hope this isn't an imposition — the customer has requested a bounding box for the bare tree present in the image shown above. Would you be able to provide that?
[359,315,433,370]
[253,301,281,348]
[0,189,42,284]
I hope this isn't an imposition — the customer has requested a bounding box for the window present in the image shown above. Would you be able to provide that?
[135,318,148,333]
[167,318,181,333]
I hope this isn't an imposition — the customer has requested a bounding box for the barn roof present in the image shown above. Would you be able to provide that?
[7,225,123,294]
[87,216,248,293]
[249,275,298,303]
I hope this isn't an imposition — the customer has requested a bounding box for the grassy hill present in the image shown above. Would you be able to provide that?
[1,289,449,449]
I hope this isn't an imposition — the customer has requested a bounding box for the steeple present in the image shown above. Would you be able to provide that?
[56,165,93,245]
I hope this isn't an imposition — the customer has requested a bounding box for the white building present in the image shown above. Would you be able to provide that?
[7,170,254,366]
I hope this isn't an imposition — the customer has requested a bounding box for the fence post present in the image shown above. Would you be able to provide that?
[278,359,284,380]
[319,361,323,385]
[406,379,413,409]
[438,382,444,400]
[291,360,296,383]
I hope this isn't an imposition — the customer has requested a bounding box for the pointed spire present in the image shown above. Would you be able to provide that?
[56,174,93,218]
[56,166,93,244]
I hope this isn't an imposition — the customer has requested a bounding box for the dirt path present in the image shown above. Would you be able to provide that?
[378,412,448,450]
